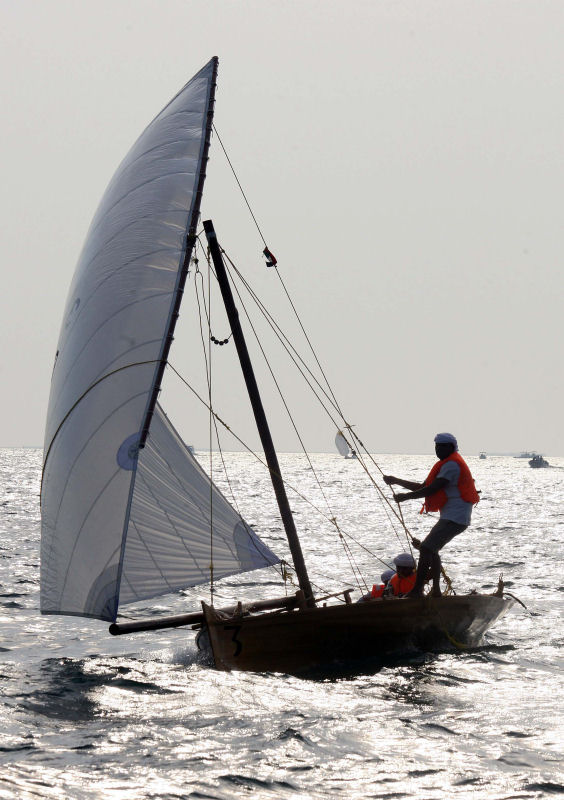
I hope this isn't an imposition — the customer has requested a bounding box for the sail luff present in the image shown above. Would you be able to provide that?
[138,56,218,452]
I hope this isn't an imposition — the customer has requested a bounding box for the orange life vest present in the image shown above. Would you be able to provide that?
[389,572,416,596]
[423,452,480,513]
[371,571,416,597]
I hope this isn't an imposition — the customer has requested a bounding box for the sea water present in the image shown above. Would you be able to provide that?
[1,448,562,799]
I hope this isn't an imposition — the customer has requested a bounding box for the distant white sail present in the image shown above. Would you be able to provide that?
[335,431,351,458]
[40,59,279,622]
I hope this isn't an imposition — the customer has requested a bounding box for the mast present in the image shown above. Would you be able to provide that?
[203,219,316,607]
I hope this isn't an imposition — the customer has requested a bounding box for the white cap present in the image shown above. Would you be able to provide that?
[434,432,458,451]
[393,552,416,569]
[380,569,395,583]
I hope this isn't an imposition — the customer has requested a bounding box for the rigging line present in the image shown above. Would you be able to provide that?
[195,236,362,576]
[193,245,247,521]
[221,249,410,543]
[207,256,215,605]
[193,267,216,603]
[269,272,410,552]
[334,428,413,552]
[195,267,263,592]
[220,246,397,529]
[224,248,374,498]
[273,266,346,420]
[343,438,413,554]
[191,252,397,570]
[210,125,352,448]
[167,363,394,571]
[219,272,410,566]
[224,256,367,591]
[214,254,401,554]
[221,257,369,594]
[225,252,381,487]
[220,248,414,554]
[224,251,344,420]
[194,261,282,593]
[212,124,268,247]
[334,426,414,554]
[194,133,409,552]
[395,500,414,557]
[194,251,247,525]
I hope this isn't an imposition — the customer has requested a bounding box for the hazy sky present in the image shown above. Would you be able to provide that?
[3,0,564,455]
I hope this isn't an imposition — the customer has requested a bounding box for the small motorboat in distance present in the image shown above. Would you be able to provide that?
[529,454,550,468]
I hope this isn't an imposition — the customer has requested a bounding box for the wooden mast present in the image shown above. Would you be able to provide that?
[203,219,316,607]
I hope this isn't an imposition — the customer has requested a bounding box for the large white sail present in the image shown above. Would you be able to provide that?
[40,59,279,622]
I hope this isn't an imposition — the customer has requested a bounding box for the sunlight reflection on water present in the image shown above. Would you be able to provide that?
[0,449,562,799]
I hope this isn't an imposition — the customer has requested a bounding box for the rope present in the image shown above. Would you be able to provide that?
[207,259,215,606]
[220,248,411,547]
[212,126,361,430]
[220,253,369,594]
[267,276,417,559]
[193,238,415,569]
[193,252,286,595]
[167,363,394,573]
[196,237,374,590]
[190,247,369,594]
[212,124,268,247]
[210,128,413,558]
[273,265,347,421]
[192,262,215,604]
[192,127,416,582]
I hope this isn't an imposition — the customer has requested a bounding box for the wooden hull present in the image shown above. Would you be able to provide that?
[200,594,514,674]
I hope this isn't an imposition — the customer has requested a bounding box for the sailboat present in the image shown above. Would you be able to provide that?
[335,430,357,459]
[40,58,513,674]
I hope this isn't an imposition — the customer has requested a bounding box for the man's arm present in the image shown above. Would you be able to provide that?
[394,476,448,503]
[383,475,424,492]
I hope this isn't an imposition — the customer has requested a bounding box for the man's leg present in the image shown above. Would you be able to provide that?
[407,546,432,597]
[409,519,467,598]
[430,552,442,597]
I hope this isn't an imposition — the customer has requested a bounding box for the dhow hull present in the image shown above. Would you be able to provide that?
[200,594,513,674]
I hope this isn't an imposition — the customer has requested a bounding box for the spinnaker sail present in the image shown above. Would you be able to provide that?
[40,58,279,622]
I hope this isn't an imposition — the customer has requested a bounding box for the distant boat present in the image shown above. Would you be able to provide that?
[515,451,536,459]
[529,454,549,468]
[335,430,357,459]
[479,452,487,459]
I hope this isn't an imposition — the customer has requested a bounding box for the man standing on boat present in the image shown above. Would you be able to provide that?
[383,433,480,597]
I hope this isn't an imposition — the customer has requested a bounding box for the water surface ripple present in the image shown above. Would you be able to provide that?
[0,449,562,799]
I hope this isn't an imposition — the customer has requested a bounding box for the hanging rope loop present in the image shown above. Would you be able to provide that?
[210,334,231,346]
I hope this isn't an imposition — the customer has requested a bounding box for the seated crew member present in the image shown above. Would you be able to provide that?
[387,553,417,596]
[370,568,395,599]
[383,432,479,597]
